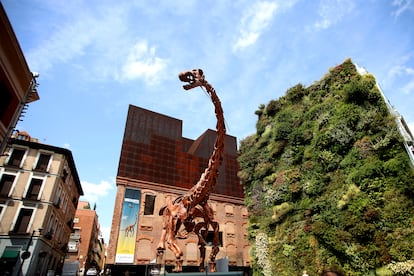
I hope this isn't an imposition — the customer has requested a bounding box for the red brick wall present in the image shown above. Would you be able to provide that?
[117,105,243,198]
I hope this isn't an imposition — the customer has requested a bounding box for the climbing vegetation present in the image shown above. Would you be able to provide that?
[238,59,414,275]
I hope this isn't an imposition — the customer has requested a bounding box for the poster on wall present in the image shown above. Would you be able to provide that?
[115,188,141,263]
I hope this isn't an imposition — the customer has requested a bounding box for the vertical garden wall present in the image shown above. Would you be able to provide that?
[238,59,414,276]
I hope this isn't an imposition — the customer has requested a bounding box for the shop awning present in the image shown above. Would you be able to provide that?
[1,249,20,259]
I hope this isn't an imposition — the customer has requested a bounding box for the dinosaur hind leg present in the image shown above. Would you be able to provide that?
[208,220,220,272]
[194,222,207,272]
[167,219,184,272]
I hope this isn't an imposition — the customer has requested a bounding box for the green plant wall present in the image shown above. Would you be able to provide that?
[238,59,414,276]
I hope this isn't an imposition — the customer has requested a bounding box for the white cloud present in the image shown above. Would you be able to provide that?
[27,15,101,73]
[401,79,414,95]
[118,40,168,85]
[24,2,135,82]
[80,179,115,204]
[314,0,355,30]
[63,143,71,149]
[233,1,278,51]
[388,64,414,78]
[385,64,414,94]
[392,0,414,17]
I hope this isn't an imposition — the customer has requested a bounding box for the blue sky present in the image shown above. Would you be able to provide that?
[3,0,414,244]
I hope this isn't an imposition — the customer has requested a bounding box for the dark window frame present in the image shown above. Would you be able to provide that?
[144,194,156,215]
[61,168,69,182]
[7,148,26,167]
[25,178,43,200]
[12,208,33,234]
[0,173,15,197]
[34,153,52,172]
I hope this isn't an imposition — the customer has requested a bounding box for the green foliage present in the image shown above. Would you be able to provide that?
[273,122,293,140]
[343,78,371,104]
[337,183,360,209]
[255,104,266,117]
[272,202,293,222]
[265,99,283,117]
[286,83,306,103]
[238,59,414,275]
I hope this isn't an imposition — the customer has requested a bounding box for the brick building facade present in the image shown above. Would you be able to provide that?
[64,201,105,275]
[106,105,250,274]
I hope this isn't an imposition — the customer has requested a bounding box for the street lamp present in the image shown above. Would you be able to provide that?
[147,258,160,276]
[17,228,43,275]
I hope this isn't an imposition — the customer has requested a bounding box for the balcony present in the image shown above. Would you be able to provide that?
[67,242,79,253]
[69,233,81,240]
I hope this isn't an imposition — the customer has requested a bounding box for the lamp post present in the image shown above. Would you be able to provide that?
[17,228,42,276]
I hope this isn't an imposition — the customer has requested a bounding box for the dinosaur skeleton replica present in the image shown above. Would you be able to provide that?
[156,69,225,272]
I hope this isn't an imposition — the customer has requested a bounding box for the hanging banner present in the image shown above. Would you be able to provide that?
[115,188,141,263]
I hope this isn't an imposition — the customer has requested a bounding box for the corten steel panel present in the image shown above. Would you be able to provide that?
[118,105,244,198]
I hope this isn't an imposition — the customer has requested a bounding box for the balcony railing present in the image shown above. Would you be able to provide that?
[69,233,81,240]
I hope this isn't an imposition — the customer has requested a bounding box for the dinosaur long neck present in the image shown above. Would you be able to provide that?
[185,80,225,207]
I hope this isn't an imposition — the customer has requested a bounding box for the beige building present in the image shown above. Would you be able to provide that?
[106,105,250,275]
[0,132,83,275]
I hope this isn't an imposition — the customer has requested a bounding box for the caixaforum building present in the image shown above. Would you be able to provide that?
[106,105,250,274]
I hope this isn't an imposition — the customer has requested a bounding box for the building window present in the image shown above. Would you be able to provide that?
[72,197,78,207]
[225,222,236,238]
[61,167,68,182]
[7,148,26,167]
[16,133,30,141]
[225,204,234,217]
[185,243,198,263]
[144,194,156,215]
[12,208,33,233]
[201,230,223,247]
[68,241,79,253]
[0,202,6,226]
[44,214,54,239]
[34,153,51,172]
[62,192,68,210]
[25,178,43,200]
[53,185,62,208]
[0,174,15,197]
[241,207,248,218]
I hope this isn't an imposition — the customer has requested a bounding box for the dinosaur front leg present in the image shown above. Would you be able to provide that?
[167,236,183,272]
[166,217,184,272]
[156,213,168,252]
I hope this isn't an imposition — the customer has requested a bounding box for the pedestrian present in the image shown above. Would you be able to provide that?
[302,270,309,276]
